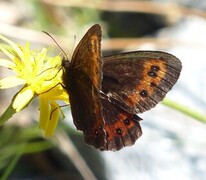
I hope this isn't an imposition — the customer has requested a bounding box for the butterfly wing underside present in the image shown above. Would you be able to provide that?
[100,51,182,150]
[62,24,106,149]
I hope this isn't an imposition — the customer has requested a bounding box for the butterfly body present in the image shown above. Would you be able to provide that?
[62,24,182,151]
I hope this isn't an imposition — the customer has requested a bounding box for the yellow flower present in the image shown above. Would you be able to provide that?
[0,34,69,136]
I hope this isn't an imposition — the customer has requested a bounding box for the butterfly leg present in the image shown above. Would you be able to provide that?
[49,104,69,120]
[40,82,65,95]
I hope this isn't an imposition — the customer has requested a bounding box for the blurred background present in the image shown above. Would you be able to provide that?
[0,0,206,180]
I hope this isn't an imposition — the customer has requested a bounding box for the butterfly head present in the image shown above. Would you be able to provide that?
[61,56,70,69]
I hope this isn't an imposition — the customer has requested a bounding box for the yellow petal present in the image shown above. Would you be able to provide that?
[0,59,15,68]
[45,101,60,137]
[0,76,26,89]
[0,46,15,60]
[23,43,33,71]
[39,97,50,130]
[12,87,35,112]
[0,34,23,59]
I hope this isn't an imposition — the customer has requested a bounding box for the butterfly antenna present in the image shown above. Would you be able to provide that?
[42,31,69,59]
[72,35,76,53]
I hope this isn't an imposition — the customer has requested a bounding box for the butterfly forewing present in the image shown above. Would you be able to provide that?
[102,51,182,114]
[70,24,102,91]
[62,24,106,149]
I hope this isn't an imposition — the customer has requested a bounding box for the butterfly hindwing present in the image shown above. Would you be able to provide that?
[100,93,142,151]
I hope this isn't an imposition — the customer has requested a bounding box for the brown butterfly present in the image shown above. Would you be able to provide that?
[62,24,182,151]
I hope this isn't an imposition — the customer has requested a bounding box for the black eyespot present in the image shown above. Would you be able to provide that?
[148,71,157,77]
[124,118,130,125]
[139,90,148,97]
[151,65,160,71]
[116,128,123,135]
[95,129,98,136]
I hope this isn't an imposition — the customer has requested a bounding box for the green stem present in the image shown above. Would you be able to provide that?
[163,99,206,123]
[0,104,16,126]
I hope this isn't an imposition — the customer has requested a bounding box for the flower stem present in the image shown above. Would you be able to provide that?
[163,99,206,123]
